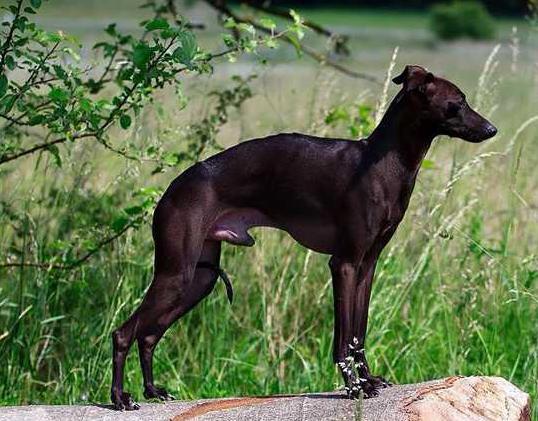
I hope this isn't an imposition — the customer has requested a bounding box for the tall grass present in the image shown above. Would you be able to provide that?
[0,20,537,421]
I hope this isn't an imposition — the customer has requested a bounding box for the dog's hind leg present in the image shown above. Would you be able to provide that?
[111,263,199,408]
[111,240,220,409]
[137,240,222,401]
[111,194,218,410]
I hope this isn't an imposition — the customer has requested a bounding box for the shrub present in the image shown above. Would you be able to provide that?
[430,1,496,40]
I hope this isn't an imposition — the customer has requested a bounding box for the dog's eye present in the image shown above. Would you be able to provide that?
[446,102,460,118]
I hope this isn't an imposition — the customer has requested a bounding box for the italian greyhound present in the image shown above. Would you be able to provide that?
[110,65,497,410]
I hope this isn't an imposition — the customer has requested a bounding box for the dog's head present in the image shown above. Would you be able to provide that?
[392,65,497,143]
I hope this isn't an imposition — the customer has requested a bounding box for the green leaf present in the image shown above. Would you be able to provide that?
[24,7,36,14]
[79,98,92,113]
[119,114,132,129]
[62,47,80,61]
[30,0,42,8]
[324,105,348,125]
[124,205,143,216]
[286,34,302,57]
[145,18,169,31]
[14,18,26,32]
[133,43,151,69]
[14,37,29,47]
[160,28,179,39]
[290,9,303,25]
[28,114,44,125]
[5,55,15,70]
[291,25,305,40]
[132,43,152,69]
[243,39,258,52]
[259,17,276,30]
[53,64,67,80]
[111,216,129,233]
[0,74,8,98]
[163,152,181,166]
[0,94,16,113]
[265,38,278,49]
[237,23,255,35]
[223,17,236,29]
[48,87,69,104]
[105,23,117,37]
[82,238,98,252]
[118,67,134,81]
[173,31,197,66]
[42,31,63,43]
[222,34,236,48]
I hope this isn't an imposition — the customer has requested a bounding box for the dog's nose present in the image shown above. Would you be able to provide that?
[485,124,497,137]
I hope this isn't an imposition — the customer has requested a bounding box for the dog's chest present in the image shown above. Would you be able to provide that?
[369,176,416,236]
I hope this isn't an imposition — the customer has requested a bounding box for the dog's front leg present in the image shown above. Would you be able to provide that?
[350,229,397,395]
[329,256,365,399]
[352,256,390,393]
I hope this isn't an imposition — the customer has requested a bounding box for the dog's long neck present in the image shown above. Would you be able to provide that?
[367,91,436,176]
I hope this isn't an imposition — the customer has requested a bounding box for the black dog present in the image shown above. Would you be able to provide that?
[110,65,497,410]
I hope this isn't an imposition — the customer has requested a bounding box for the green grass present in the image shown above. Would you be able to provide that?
[1,3,537,419]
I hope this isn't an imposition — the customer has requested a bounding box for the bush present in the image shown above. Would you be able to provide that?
[430,1,496,40]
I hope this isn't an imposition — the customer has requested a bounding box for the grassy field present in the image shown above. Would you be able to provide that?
[1,1,537,418]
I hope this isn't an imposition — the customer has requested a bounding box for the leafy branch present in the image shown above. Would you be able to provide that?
[203,0,379,83]
[0,0,23,70]
[238,0,350,55]
[0,0,297,167]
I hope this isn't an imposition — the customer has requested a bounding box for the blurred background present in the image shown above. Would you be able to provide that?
[0,0,536,417]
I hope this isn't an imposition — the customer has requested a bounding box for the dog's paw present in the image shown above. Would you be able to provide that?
[343,376,387,399]
[112,392,140,411]
[349,342,392,391]
[367,374,392,389]
[361,380,380,398]
[144,385,175,401]
[360,375,392,398]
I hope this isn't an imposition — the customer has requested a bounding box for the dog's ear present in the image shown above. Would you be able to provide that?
[393,65,434,92]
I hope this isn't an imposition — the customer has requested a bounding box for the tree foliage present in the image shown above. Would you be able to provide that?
[430,1,496,41]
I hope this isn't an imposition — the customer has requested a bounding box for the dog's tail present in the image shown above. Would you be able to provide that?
[196,261,233,304]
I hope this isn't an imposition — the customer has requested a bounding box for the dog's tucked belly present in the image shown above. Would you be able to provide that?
[208,208,336,254]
